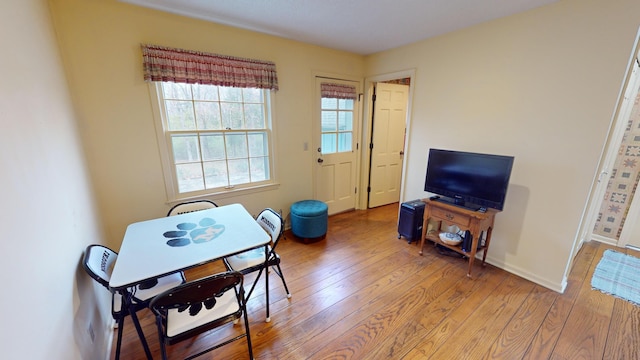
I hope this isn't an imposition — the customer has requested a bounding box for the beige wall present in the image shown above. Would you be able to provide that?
[366,0,640,290]
[49,0,365,250]
[1,0,108,358]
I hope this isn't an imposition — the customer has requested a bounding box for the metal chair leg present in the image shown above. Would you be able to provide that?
[123,292,153,360]
[114,315,125,360]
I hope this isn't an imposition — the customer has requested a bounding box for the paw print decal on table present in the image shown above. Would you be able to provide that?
[163,217,225,247]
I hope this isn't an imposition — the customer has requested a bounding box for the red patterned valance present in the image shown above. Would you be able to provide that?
[321,82,357,100]
[141,44,279,90]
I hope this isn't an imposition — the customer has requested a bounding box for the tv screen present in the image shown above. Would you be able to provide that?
[424,149,514,211]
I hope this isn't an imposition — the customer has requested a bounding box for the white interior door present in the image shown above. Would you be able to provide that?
[313,77,360,215]
[368,82,408,208]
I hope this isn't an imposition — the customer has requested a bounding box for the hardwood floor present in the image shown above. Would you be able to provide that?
[112,203,640,359]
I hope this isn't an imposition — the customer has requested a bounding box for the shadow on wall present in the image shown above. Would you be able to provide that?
[492,183,529,260]
[73,254,110,360]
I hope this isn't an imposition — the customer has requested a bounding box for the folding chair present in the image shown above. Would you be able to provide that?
[149,271,253,359]
[224,208,291,322]
[167,200,218,216]
[82,244,185,360]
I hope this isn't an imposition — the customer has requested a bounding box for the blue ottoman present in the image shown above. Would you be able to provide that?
[290,200,328,242]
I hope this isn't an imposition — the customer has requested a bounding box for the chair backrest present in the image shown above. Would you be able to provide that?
[256,208,284,245]
[83,244,118,290]
[150,271,245,338]
[167,200,218,216]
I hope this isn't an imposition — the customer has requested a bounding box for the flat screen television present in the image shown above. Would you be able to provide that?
[424,149,514,211]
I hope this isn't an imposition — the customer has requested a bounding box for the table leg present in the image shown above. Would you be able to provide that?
[466,250,476,278]
[481,227,493,266]
[466,227,480,278]
[418,213,430,255]
[121,291,153,360]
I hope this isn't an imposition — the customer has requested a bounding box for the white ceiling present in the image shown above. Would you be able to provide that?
[120,0,559,55]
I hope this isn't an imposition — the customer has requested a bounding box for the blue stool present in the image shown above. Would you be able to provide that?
[290,200,328,242]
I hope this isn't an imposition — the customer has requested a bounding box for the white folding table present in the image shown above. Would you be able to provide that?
[109,203,270,359]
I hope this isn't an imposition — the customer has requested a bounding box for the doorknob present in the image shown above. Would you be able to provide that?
[400,151,404,155]
[317,158,324,163]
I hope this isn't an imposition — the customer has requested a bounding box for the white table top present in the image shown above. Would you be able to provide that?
[109,203,270,290]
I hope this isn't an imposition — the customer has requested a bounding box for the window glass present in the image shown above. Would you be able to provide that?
[156,83,273,196]
[321,98,354,154]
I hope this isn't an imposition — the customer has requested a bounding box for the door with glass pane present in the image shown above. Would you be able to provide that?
[313,78,360,214]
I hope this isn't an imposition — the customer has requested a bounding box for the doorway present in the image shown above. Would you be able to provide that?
[590,58,640,247]
[576,30,640,257]
[368,82,409,208]
[359,70,415,210]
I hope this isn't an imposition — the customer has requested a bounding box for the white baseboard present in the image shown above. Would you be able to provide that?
[591,234,618,246]
[484,255,566,293]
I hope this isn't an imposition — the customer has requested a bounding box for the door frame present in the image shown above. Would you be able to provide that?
[359,69,416,210]
[567,27,640,279]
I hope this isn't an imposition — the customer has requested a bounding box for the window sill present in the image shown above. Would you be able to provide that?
[170,182,281,204]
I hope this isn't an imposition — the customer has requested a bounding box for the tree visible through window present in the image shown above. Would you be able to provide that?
[158,82,272,194]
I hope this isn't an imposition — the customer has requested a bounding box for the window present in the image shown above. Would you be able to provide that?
[321,97,354,153]
[320,82,357,154]
[141,44,279,200]
[153,82,275,198]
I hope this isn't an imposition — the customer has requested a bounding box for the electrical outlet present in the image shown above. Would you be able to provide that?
[87,322,95,343]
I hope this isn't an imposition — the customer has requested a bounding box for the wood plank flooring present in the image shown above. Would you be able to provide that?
[112,203,640,359]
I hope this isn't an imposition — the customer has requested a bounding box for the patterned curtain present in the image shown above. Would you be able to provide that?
[321,82,357,99]
[141,44,279,90]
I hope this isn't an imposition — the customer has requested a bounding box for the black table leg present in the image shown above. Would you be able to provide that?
[121,291,153,360]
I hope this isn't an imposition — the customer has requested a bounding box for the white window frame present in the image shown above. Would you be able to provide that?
[149,82,280,202]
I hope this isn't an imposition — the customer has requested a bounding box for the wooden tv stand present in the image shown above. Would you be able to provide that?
[419,199,499,278]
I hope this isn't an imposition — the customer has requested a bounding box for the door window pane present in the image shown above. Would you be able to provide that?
[338,133,352,152]
[321,100,353,153]
[338,112,352,131]
[321,111,337,132]
[322,133,337,154]
[321,97,338,109]
[339,99,354,110]
[321,90,354,154]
